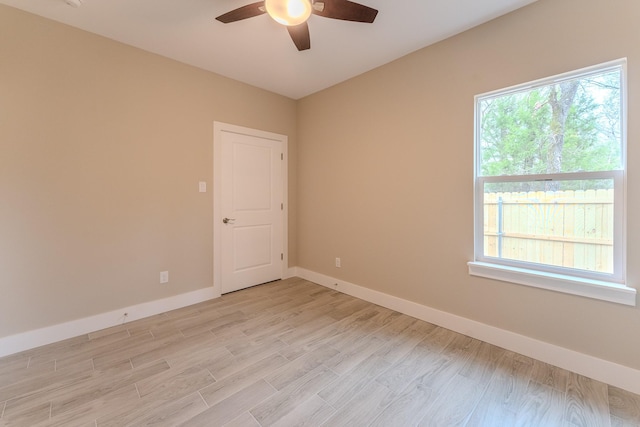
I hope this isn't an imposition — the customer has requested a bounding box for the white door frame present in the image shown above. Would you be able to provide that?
[213,121,288,297]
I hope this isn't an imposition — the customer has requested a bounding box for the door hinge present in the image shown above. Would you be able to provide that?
[281,203,283,210]
[281,253,284,260]
[281,153,283,160]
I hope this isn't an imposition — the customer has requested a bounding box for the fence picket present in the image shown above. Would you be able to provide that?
[483,188,613,273]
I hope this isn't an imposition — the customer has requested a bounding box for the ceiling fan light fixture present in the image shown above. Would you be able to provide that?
[264,0,312,26]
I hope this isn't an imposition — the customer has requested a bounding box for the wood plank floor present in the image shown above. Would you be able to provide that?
[1,277,639,426]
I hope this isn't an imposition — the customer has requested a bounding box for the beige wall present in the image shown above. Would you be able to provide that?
[0,5,297,337]
[297,0,640,369]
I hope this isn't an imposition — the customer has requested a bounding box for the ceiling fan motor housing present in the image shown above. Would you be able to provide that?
[264,0,313,26]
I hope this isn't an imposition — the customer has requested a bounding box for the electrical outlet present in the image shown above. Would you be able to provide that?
[335,257,341,268]
[160,271,169,284]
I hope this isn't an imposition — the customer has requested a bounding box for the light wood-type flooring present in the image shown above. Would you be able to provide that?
[1,278,640,426]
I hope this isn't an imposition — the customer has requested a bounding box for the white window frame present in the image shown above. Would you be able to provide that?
[468,59,636,306]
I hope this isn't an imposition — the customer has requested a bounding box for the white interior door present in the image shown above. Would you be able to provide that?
[215,124,285,294]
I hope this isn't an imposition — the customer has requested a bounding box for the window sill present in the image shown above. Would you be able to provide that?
[467,261,636,306]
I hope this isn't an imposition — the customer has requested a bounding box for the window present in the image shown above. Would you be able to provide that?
[469,59,636,306]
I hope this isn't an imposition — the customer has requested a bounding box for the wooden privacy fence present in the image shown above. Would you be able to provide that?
[484,189,614,273]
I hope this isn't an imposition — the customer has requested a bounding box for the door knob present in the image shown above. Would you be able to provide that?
[223,217,236,224]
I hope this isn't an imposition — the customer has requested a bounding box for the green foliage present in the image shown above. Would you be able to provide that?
[479,70,622,181]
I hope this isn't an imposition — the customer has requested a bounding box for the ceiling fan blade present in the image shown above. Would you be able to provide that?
[215,2,265,23]
[287,22,310,51]
[313,0,378,23]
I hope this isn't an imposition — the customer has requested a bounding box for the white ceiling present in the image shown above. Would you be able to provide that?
[1,0,537,99]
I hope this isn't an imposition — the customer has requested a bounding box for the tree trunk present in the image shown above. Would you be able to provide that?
[546,81,579,190]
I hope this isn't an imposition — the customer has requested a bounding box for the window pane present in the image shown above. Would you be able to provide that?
[483,179,614,273]
[478,69,622,177]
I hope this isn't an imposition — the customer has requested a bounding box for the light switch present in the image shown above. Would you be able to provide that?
[199,182,207,193]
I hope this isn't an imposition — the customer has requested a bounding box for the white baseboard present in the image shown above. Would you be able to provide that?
[0,287,218,358]
[296,267,640,395]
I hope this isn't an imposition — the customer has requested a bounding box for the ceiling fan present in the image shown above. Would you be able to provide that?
[215,0,378,51]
